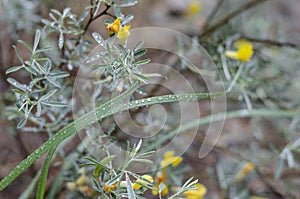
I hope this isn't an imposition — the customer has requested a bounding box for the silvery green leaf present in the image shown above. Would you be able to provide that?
[24,66,37,76]
[29,77,44,88]
[122,14,134,24]
[40,89,57,101]
[126,173,136,199]
[17,117,28,129]
[135,58,151,65]
[46,77,62,88]
[62,7,71,18]
[12,89,26,95]
[79,10,89,22]
[134,41,144,51]
[113,5,121,17]
[275,158,284,179]
[117,0,138,7]
[48,71,69,78]
[51,9,62,17]
[13,46,24,64]
[41,101,67,107]
[36,103,42,117]
[41,19,52,26]
[134,49,147,58]
[6,65,24,74]
[35,47,52,54]
[58,32,64,49]
[44,59,52,74]
[100,155,115,164]
[92,32,106,46]
[7,78,27,91]
[33,29,41,53]
[132,159,153,164]
[18,40,32,52]
[34,61,47,74]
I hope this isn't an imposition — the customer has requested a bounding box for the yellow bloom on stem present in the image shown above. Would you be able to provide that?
[117,25,131,44]
[184,183,207,199]
[187,1,202,16]
[103,183,116,193]
[225,39,253,62]
[235,162,255,181]
[106,17,121,35]
[160,151,183,168]
[133,175,154,190]
[152,171,168,196]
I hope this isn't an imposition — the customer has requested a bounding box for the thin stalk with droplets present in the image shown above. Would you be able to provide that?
[0,91,217,191]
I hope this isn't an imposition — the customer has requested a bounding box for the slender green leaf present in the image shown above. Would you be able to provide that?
[36,147,56,199]
[7,78,27,91]
[6,65,24,74]
[13,46,24,64]
[40,101,67,107]
[126,173,136,199]
[117,0,138,7]
[33,30,41,53]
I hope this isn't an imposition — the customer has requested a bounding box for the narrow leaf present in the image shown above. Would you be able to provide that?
[6,65,24,74]
[40,101,67,107]
[58,33,64,49]
[126,173,136,199]
[33,29,41,53]
[36,147,56,199]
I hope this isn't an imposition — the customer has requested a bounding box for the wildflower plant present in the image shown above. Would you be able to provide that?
[0,0,300,199]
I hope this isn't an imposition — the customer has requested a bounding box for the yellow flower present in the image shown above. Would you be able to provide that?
[106,17,121,35]
[103,183,116,193]
[235,162,255,181]
[160,151,183,168]
[66,182,76,190]
[76,173,87,186]
[186,1,202,16]
[184,183,207,199]
[152,171,168,196]
[225,39,253,62]
[133,175,154,190]
[117,25,131,44]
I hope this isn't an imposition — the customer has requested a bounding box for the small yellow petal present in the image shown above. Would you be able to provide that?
[184,183,207,199]
[235,162,255,181]
[76,174,86,186]
[107,17,121,35]
[117,25,131,44]
[226,40,253,62]
[133,175,154,190]
[66,182,76,190]
[225,50,239,60]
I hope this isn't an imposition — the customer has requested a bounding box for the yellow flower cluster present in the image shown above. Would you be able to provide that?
[106,17,131,44]
[225,40,254,62]
[152,151,183,196]
[66,168,93,196]
[184,183,207,199]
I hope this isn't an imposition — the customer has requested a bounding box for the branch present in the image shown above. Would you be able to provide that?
[241,36,299,49]
[199,0,272,38]
[199,0,224,36]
